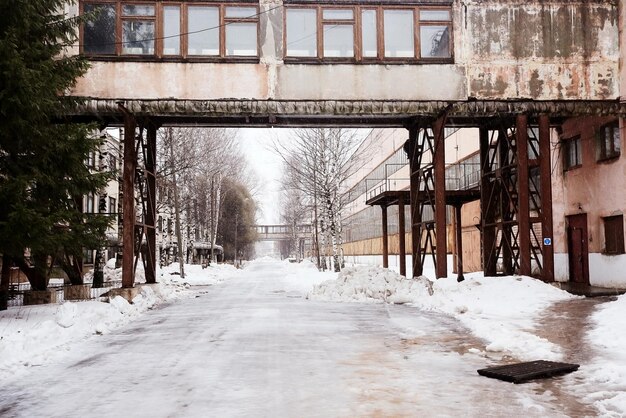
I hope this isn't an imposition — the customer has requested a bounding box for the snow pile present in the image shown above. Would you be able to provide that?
[277,259,337,294]
[578,295,626,415]
[0,260,240,379]
[309,265,576,360]
[0,284,172,376]
[160,262,241,286]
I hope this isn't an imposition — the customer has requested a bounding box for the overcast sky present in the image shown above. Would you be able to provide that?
[238,128,287,225]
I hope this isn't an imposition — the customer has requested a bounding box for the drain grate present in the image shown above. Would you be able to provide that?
[477,360,580,383]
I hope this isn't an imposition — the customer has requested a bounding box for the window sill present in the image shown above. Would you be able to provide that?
[564,164,582,172]
[597,154,621,164]
[283,57,454,65]
[602,251,625,256]
[84,55,260,64]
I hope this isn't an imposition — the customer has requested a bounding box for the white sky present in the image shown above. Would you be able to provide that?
[238,128,289,225]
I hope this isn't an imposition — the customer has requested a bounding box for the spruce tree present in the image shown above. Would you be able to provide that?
[0,1,111,307]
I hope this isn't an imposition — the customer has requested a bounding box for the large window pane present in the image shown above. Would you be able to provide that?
[122,20,155,54]
[384,10,414,58]
[286,9,317,57]
[83,4,116,54]
[361,10,377,58]
[163,6,180,55]
[188,6,219,55]
[226,23,257,56]
[225,7,257,18]
[323,25,353,57]
[420,25,450,58]
[122,5,155,17]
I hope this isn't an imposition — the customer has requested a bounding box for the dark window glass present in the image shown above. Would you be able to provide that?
[122,20,155,55]
[597,121,621,161]
[604,215,625,255]
[84,4,116,55]
[563,136,582,170]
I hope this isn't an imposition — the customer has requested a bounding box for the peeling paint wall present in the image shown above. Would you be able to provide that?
[551,116,626,286]
[71,0,620,103]
[462,1,619,100]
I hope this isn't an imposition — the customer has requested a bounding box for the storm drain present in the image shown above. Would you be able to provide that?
[477,360,580,383]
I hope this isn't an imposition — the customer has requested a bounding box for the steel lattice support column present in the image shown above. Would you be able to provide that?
[381,205,389,269]
[539,115,555,281]
[121,109,137,288]
[406,125,422,277]
[398,195,406,277]
[432,116,448,279]
[480,126,497,276]
[144,122,157,284]
[516,115,532,276]
[454,204,464,282]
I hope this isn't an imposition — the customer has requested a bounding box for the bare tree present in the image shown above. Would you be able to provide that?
[274,129,373,272]
[157,128,255,269]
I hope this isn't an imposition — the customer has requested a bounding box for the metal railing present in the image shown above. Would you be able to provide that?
[6,280,123,308]
[365,160,481,202]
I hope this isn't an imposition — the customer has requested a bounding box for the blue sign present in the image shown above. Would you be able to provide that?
[543,237,552,246]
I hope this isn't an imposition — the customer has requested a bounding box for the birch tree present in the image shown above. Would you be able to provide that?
[274,129,369,272]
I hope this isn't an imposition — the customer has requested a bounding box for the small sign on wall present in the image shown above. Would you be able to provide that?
[543,238,552,246]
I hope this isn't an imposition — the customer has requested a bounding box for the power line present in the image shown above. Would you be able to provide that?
[68,4,283,48]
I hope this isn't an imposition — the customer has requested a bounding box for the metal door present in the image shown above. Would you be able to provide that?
[567,214,589,284]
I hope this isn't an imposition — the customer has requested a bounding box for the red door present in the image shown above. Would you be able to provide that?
[567,214,589,284]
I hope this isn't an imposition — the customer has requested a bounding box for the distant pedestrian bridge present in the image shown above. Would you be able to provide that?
[254,225,312,241]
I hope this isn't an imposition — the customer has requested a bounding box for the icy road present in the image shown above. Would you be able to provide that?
[1,260,594,417]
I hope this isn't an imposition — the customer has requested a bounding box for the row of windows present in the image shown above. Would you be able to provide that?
[563,121,621,170]
[84,194,117,214]
[81,2,453,62]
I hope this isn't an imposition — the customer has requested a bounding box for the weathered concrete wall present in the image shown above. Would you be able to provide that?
[70,0,620,104]
[463,1,619,100]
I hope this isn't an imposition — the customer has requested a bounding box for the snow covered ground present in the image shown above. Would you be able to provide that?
[1,258,624,416]
[0,261,241,379]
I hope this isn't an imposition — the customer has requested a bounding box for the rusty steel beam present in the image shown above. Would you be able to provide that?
[381,205,389,269]
[480,126,497,276]
[516,115,531,276]
[539,115,555,282]
[432,116,448,279]
[145,122,157,284]
[398,195,406,277]
[406,126,422,277]
[121,109,136,288]
[454,204,464,282]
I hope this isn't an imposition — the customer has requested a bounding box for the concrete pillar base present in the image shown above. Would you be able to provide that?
[64,284,91,301]
[24,289,59,305]
[106,283,160,303]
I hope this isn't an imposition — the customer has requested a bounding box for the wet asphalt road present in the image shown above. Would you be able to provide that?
[0,261,599,417]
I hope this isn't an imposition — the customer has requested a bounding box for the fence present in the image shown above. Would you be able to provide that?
[6,280,123,308]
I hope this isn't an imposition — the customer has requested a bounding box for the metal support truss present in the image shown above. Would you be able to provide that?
[119,107,158,288]
[405,114,448,279]
[479,115,554,281]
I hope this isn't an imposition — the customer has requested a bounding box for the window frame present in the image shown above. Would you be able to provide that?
[283,4,454,64]
[603,214,625,255]
[596,121,621,162]
[563,135,582,171]
[80,1,260,62]
[120,2,157,56]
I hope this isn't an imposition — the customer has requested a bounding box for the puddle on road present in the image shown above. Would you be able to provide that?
[530,296,616,417]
